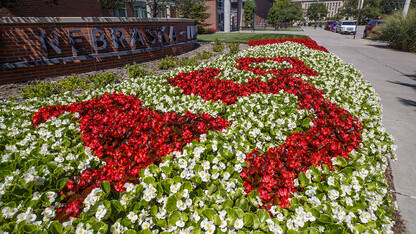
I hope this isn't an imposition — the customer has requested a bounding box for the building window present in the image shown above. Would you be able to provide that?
[157,6,166,18]
[134,2,148,18]
[114,3,127,17]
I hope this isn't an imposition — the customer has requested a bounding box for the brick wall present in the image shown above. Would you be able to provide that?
[1,0,113,17]
[0,17,196,84]
[205,0,218,30]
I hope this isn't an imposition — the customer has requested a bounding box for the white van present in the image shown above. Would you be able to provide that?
[336,21,356,35]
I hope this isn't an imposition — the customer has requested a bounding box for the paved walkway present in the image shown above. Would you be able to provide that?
[239,26,416,232]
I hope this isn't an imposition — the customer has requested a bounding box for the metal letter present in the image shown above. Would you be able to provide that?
[146,27,156,45]
[169,26,177,42]
[91,29,107,51]
[39,30,62,55]
[130,28,145,46]
[157,26,167,43]
[68,30,85,53]
[111,28,126,49]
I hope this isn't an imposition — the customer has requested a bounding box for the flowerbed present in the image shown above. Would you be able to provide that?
[0,38,397,233]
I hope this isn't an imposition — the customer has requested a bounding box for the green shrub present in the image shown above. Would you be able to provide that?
[179,57,199,67]
[196,50,214,60]
[158,55,178,70]
[59,75,89,92]
[227,42,240,55]
[372,9,416,52]
[19,81,61,99]
[125,62,149,78]
[213,39,225,53]
[89,72,120,89]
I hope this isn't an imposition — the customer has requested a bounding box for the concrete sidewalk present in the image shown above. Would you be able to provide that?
[241,26,416,232]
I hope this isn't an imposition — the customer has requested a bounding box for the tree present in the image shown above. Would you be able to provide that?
[307,3,328,21]
[244,0,256,27]
[338,0,382,23]
[268,2,303,25]
[176,0,211,30]
[380,0,403,14]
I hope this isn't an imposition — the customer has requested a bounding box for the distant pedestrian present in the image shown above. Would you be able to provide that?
[314,21,317,29]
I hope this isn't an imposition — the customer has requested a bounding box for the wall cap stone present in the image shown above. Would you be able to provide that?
[0,17,194,24]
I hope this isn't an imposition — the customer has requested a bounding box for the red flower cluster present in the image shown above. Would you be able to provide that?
[168,57,317,105]
[248,38,329,53]
[170,56,362,210]
[32,93,230,220]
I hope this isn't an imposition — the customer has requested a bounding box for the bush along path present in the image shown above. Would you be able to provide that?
[0,38,397,233]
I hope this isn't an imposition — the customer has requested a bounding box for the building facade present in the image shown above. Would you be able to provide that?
[0,0,176,18]
[291,0,345,19]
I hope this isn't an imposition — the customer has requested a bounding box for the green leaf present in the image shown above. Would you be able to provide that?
[318,214,332,223]
[298,172,309,187]
[166,195,178,213]
[151,205,158,216]
[287,230,299,234]
[139,229,150,234]
[180,181,192,192]
[252,214,260,229]
[23,224,39,232]
[258,209,270,223]
[337,157,348,167]
[168,211,181,226]
[56,178,70,190]
[147,164,160,174]
[92,221,108,233]
[207,184,217,195]
[226,207,237,224]
[234,208,244,219]
[223,199,233,208]
[355,223,367,232]
[202,208,216,220]
[143,176,155,185]
[50,221,63,234]
[243,213,254,227]
[156,219,167,227]
[161,166,172,175]
[112,200,124,213]
[236,197,249,211]
[100,180,111,196]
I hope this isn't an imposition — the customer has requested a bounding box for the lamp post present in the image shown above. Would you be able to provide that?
[403,0,411,19]
[353,0,364,39]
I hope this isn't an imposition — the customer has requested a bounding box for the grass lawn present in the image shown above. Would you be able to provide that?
[197,33,309,43]
[241,26,303,32]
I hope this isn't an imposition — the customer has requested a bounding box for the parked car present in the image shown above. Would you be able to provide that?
[331,22,338,32]
[363,20,385,38]
[336,20,356,34]
[324,21,337,30]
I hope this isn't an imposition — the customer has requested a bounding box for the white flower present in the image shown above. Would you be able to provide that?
[234,218,244,229]
[141,221,150,229]
[95,205,107,221]
[124,183,135,192]
[170,183,181,193]
[127,211,138,223]
[327,176,335,186]
[176,220,185,228]
[192,211,200,222]
[120,194,129,206]
[359,211,371,224]
[328,190,339,201]
[223,172,230,180]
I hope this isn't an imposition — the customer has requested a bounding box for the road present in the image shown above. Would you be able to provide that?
[240,26,416,232]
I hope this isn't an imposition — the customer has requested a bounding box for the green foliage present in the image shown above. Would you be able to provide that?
[57,75,89,92]
[89,72,120,89]
[176,0,211,29]
[158,55,178,70]
[197,33,310,43]
[307,3,328,21]
[19,81,61,99]
[227,42,240,55]
[244,0,256,27]
[213,39,225,53]
[380,0,403,14]
[178,57,199,67]
[268,2,303,25]
[195,50,214,60]
[372,9,416,52]
[125,62,149,78]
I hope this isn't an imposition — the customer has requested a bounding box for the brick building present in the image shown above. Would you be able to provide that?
[0,0,177,18]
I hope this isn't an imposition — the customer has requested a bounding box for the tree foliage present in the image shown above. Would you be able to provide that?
[244,0,256,27]
[338,0,382,23]
[307,3,328,21]
[176,0,210,28]
[380,0,403,14]
[268,2,303,25]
